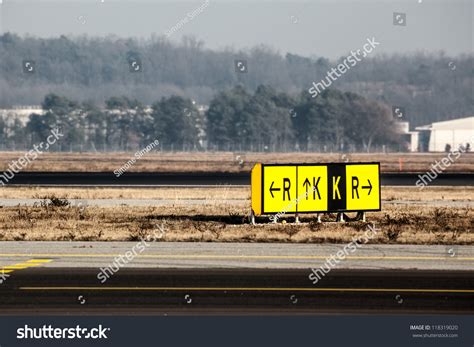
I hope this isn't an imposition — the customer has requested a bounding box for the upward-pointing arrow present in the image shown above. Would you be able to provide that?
[303,178,311,200]
[269,181,280,198]
[362,179,372,195]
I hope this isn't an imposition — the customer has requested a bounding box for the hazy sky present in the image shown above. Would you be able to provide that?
[0,0,472,58]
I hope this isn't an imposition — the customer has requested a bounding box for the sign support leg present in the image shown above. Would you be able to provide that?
[295,213,300,224]
[317,214,321,223]
[337,213,345,222]
[250,210,256,225]
[355,211,366,222]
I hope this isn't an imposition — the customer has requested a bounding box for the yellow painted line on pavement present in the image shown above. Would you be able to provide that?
[2,265,30,270]
[12,263,41,267]
[19,286,474,294]
[0,259,53,275]
[0,254,473,261]
[26,259,52,263]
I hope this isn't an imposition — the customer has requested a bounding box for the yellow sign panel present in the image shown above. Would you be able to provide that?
[297,165,328,212]
[251,162,381,216]
[345,164,380,211]
[262,166,297,214]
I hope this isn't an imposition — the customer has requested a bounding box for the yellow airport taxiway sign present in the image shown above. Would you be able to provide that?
[251,163,380,216]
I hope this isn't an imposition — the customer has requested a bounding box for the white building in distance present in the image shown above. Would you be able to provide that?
[416,116,474,152]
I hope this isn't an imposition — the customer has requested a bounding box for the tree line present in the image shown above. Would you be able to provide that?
[0,86,401,152]
[1,33,472,127]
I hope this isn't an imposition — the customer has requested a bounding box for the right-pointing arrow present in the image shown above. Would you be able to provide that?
[269,181,280,198]
[362,179,372,195]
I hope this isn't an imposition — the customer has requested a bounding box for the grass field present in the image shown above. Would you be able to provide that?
[0,186,471,244]
[1,151,473,173]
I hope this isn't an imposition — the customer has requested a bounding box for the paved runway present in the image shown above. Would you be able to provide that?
[0,268,472,314]
[0,242,472,313]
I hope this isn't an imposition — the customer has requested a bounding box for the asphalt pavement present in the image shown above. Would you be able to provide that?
[0,242,472,314]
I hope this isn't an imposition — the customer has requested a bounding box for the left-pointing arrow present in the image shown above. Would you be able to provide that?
[269,181,281,198]
[362,179,372,195]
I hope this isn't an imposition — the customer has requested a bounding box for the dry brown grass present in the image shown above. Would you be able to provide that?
[382,186,473,201]
[0,198,471,244]
[0,186,471,201]
[1,151,473,173]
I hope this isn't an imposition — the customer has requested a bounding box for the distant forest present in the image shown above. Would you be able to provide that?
[0,87,400,152]
[1,33,473,128]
